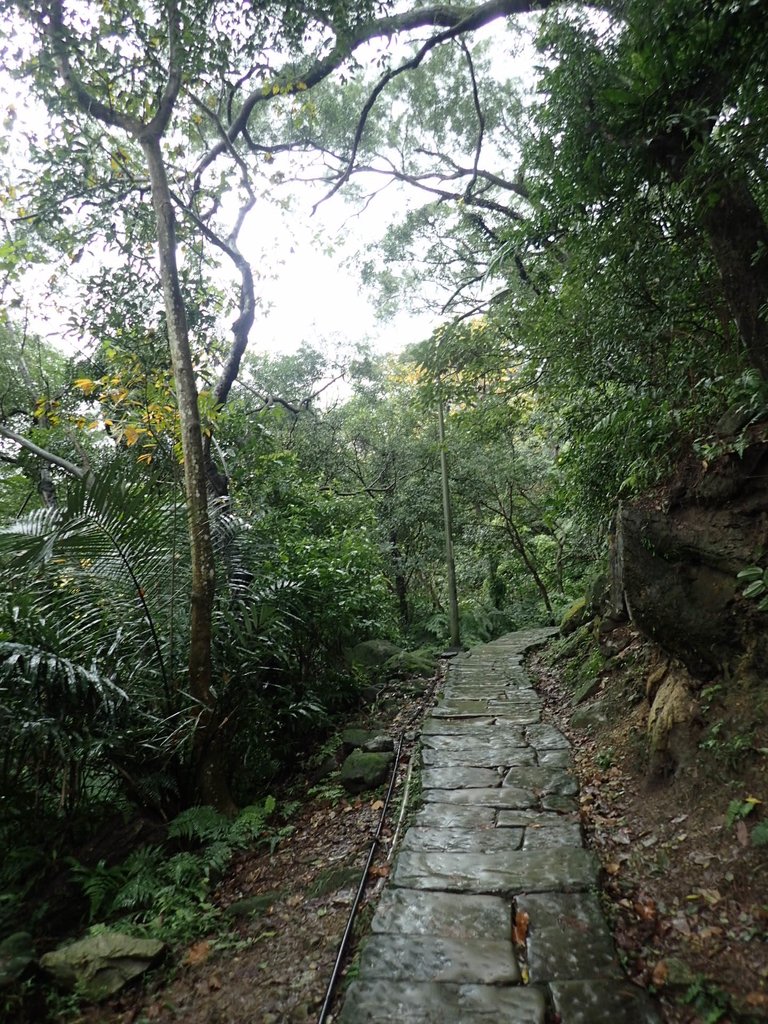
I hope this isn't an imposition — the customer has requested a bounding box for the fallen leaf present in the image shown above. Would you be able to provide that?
[699,888,722,905]
[371,799,384,811]
[605,862,622,875]
[185,940,211,966]
[651,961,668,987]
[736,820,749,847]
[634,900,657,922]
[368,864,390,878]
[513,910,529,945]
[208,974,222,991]
[746,992,768,1009]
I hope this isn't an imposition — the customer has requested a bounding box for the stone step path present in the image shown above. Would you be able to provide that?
[338,629,661,1024]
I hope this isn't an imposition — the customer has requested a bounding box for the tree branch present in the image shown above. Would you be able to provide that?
[193,1,552,186]
[0,424,86,480]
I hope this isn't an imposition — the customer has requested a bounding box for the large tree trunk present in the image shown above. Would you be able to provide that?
[699,177,768,380]
[142,137,235,814]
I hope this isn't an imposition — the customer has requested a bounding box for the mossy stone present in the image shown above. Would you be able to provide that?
[340,749,394,793]
[560,597,589,637]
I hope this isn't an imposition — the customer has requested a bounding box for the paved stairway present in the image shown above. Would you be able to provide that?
[338,630,661,1024]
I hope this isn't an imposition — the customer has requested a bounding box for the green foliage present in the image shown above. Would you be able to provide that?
[737,566,768,612]
[725,796,760,828]
[682,975,731,1024]
[699,722,753,769]
[69,797,282,944]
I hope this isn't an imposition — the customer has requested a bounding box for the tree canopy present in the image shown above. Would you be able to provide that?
[0,6,767,984]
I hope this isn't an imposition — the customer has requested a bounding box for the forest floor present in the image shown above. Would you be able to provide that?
[74,630,768,1024]
[78,673,439,1024]
[530,627,768,1024]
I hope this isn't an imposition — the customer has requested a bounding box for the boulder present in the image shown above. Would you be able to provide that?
[340,728,378,757]
[339,749,394,794]
[346,639,402,669]
[382,649,435,679]
[40,930,166,1001]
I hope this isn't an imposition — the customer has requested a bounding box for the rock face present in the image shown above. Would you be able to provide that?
[647,667,701,775]
[40,931,166,1001]
[614,437,768,680]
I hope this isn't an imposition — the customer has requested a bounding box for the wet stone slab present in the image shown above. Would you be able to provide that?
[431,700,495,717]
[542,795,579,813]
[421,728,526,748]
[421,746,536,769]
[495,810,578,829]
[393,848,599,895]
[338,980,546,1024]
[486,707,541,724]
[421,766,503,789]
[422,716,496,735]
[413,804,497,829]
[371,888,512,941]
[402,826,524,853]
[526,724,571,750]
[359,934,520,984]
[537,748,573,769]
[548,981,662,1024]
[422,787,537,809]
[502,767,579,797]
[518,892,622,982]
[523,823,583,849]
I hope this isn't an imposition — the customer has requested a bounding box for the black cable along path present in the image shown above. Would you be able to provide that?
[333,628,663,1024]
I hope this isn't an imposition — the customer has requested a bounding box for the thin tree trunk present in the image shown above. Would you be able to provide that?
[141,137,235,814]
[437,400,461,648]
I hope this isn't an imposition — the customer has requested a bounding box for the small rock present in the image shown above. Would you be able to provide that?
[223,892,283,918]
[572,675,601,704]
[570,699,610,731]
[362,735,394,753]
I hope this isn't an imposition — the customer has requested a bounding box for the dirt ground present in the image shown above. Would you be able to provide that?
[78,677,437,1024]
[531,630,768,1024]
[76,633,768,1024]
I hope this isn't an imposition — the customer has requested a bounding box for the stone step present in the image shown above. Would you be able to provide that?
[336,629,660,1024]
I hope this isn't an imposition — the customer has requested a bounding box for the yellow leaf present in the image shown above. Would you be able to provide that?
[272,84,280,95]
[137,453,153,464]
[124,425,141,446]
[87,420,100,430]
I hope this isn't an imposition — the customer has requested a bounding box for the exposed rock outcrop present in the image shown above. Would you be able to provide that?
[613,437,768,680]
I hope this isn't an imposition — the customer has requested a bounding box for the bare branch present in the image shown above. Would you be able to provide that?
[0,423,86,480]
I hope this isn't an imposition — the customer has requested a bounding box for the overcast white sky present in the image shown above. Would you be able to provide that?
[240,188,438,359]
